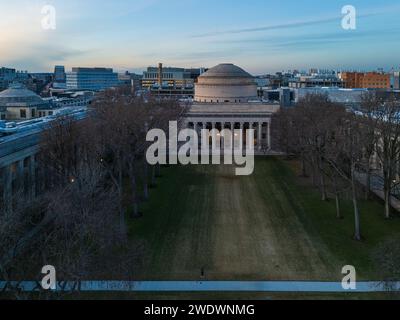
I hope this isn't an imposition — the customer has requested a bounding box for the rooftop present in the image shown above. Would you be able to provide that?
[199,64,253,79]
[0,83,47,106]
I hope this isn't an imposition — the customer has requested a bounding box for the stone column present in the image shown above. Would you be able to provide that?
[267,120,271,150]
[193,122,198,135]
[247,123,254,147]
[17,159,24,194]
[258,122,263,151]
[29,155,36,200]
[239,123,244,147]
[3,164,13,215]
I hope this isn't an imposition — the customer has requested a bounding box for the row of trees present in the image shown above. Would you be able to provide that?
[274,93,400,241]
[0,87,184,298]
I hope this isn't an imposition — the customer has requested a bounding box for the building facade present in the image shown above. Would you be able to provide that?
[0,83,50,121]
[288,75,343,88]
[391,71,400,90]
[142,63,204,89]
[66,67,119,91]
[185,63,280,153]
[340,72,391,89]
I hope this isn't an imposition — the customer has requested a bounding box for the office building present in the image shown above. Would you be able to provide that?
[340,72,391,89]
[288,75,343,88]
[66,67,119,91]
[142,63,205,97]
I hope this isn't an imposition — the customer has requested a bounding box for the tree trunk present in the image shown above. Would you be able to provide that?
[351,164,361,241]
[365,158,371,200]
[300,151,307,177]
[131,175,140,217]
[333,174,342,219]
[320,173,327,201]
[156,163,161,177]
[384,187,391,219]
[382,152,394,219]
[311,156,317,187]
[151,165,156,187]
[383,169,391,220]
[143,160,149,201]
[117,165,126,237]
[319,156,327,201]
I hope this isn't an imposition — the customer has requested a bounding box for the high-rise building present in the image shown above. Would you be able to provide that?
[54,66,66,82]
[340,72,391,89]
[66,67,118,91]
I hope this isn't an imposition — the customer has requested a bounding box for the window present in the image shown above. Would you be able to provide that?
[20,109,26,118]
[31,109,36,118]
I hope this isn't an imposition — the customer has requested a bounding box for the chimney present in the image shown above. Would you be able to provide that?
[158,63,163,86]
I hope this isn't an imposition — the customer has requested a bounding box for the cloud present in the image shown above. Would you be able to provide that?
[190,6,398,39]
[4,44,92,71]
[191,16,341,38]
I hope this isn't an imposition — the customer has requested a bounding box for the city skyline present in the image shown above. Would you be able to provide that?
[1,0,400,74]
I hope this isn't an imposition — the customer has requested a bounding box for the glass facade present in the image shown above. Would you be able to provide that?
[66,68,118,91]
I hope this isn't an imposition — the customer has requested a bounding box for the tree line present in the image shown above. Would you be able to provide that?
[0,87,185,298]
[273,92,400,241]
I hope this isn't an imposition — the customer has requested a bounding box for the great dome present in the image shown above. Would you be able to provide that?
[194,63,258,103]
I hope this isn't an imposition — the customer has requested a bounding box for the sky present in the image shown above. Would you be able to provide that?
[0,0,400,74]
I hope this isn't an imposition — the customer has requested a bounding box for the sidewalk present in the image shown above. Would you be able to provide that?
[355,172,400,212]
[0,280,397,293]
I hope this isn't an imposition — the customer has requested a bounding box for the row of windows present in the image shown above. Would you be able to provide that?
[18,109,53,118]
[198,99,243,103]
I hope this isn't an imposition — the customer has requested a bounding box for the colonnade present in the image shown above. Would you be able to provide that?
[186,119,272,151]
[1,154,37,215]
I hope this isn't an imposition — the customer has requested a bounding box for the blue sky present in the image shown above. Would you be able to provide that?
[1,0,400,74]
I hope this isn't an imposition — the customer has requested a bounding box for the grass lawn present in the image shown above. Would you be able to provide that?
[129,157,400,281]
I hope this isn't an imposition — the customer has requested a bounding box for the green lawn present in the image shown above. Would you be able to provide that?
[129,157,400,281]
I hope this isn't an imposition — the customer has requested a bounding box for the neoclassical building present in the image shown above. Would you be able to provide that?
[0,83,50,120]
[185,63,279,153]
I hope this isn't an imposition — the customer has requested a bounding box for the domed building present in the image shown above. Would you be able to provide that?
[185,63,280,153]
[195,64,258,103]
[0,83,50,120]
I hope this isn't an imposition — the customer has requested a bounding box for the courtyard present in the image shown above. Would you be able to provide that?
[130,157,400,282]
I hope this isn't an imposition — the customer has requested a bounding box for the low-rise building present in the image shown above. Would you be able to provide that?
[340,71,391,89]
[142,63,205,97]
[0,83,50,120]
[0,83,91,121]
[288,75,343,88]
